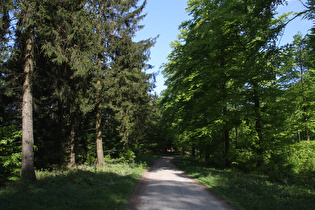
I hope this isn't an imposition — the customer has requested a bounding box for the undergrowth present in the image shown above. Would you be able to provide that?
[172,157,315,210]
[0,155,156,210]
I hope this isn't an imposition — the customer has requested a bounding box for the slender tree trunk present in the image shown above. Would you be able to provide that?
[298,132,301,142]
[305,124,310,141]
[303,104,310,141]
[96,100,104,165]
[300,62,310,141]
[222,105,230,167]
[223,128,230,167]
[220,55,230,167]
[95,9,105,165]
[21,30,36,181]
[221,79,230,167]
[235,126,238,146]
[191,144,195,158]
[69,124,75,165]
[125,109,129,148]
[253,85,263,168]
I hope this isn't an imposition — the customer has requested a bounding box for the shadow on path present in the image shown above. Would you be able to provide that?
[126,157,236,210]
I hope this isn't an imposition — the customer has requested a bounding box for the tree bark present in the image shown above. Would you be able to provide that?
[21,30,36,181]
[253,85,263,168]
[69,124,75,165]
[95,8,105,165]
[96,100,104,165]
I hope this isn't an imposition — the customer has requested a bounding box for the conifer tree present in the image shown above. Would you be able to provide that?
[15,0,39,181]
[86,0,155,162]
[108,0,155,153]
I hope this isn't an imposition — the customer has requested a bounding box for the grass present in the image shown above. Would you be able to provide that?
[0,155,157,210]
[172,157,315,210]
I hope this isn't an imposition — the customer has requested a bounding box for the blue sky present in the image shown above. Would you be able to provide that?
[135,0,313,95]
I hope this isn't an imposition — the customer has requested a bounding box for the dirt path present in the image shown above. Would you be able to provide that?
[125,157,235,210]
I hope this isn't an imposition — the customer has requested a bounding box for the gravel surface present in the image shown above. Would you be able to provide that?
[126,156,235,210]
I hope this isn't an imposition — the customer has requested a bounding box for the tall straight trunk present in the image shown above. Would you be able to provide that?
[69,124,75,165]
[21,31,36,181]
[221,79,230,167]
[96,99,104,165]
[219,54,230,167]
[300,63,310,141]
[253,85,263,167]
[223,105,230,167]
[303,98,310,141]
[95,9,104,165]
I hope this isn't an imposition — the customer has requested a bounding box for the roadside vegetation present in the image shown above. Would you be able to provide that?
[172,157,315,210]
[1,1,314,209]
[0,155,156,210]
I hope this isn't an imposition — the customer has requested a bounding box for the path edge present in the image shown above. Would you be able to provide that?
[169,158,237,210]
[124,158,160,210]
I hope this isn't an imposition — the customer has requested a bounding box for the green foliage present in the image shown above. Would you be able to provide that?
[0,123,22,184]
[160,0,315,184]
[161,0,288,168]
[1,0,158,176]
[0,158,153,210]
[173,157,315,210]
[263,141,315,184]
[288,141,315,174]
[120,149,136,162]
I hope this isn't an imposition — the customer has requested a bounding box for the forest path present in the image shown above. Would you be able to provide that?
[125,156,235,210]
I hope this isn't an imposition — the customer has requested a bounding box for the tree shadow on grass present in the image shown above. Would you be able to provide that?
[172,157,315,210]
[0,169,139,210]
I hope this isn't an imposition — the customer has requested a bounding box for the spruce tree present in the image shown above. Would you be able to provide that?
[15,0,38,181]
[86,0,155,161]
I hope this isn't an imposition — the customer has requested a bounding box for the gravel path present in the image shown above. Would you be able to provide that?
[126,157,235,210]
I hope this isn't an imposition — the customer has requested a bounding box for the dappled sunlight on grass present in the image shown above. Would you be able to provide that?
[0,157,155,210]
[172,157,315,210]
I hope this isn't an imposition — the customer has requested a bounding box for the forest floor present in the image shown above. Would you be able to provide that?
[125,156,235,210]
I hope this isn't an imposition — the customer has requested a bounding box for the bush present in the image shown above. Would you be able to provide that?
[262,141,315,185]
[287,141,315,180]
[0,124,22,185]
[119,149,136,161]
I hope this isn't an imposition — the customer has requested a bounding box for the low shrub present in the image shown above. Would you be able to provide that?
[0,124,22,185]
[262,141,315,185]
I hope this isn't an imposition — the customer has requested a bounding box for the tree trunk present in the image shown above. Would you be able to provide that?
[303,105,310,141]
[253,85,263,168]
[235,126,238,146]
[222,105,230,167]
[191,144,196,158]
[96,100,104,165]
[301,63,310,141]
[21,31,36,181]
[69,124,75,165]
[95,14,105,165]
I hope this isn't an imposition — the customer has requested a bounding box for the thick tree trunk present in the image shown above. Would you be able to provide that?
[96,100,104,165]
[21,32,36,181]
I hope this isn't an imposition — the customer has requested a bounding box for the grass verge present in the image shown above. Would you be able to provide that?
[0,155,157,210]
[172,157,314,210]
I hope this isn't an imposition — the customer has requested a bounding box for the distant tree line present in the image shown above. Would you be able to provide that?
[160,0,315,181]
[0,0,161,183]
